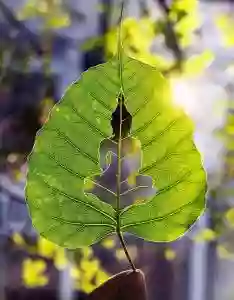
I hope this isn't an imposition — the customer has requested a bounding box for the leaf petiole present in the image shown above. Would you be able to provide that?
[117,227,137,272]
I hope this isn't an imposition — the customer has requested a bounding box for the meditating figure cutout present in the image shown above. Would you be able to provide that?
[84,93,156,208]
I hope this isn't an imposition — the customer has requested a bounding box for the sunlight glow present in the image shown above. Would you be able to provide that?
[171,77,228,188]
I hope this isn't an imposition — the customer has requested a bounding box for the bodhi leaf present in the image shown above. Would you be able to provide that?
[26,53,207,249]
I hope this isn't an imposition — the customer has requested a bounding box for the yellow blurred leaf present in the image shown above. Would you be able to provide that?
[46,13,70,29]
[171,0,198,12]
[165,248,177,261]
[115,249,126,261]
[101,237,116,249]
[17,2,36,20]
[225,208,234,228]
[70,266,81,280]
[80,278,96,294]
[22,259,48,288]
[12,232,25,247]
[224,124,234,136]
[193,228,217,242]
[217,245,234,260]
[183,50,215,75]
[38,237,57,259]
[80,247,93,259]
[115,246,137,262]
[54,247,68,270]
[18,0,70,29]
[180,34,194,48]
[80,258,99,281]
[106,17,155,58]
[95,270,110,286]
[216,15,234,47]
[175,14,199,35]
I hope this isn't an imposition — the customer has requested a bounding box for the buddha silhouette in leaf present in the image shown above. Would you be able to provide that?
[84,92,157,207]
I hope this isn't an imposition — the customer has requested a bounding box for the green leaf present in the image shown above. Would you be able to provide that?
[26,53,207,248]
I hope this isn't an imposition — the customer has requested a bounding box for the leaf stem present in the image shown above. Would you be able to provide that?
[117,229,137,272]
[115,0,136,272]
[116,0,125,213]
[118,0,124,89]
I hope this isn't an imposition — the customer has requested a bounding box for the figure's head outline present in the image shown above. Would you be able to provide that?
[111,92,132,139]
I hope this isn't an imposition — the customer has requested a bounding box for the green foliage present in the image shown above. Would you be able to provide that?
[168,0,200,48]
[17,0,71,29]
[12,233,110,292]
[26,53,207,249]
[81,0,216,77]
[105,17,170,69]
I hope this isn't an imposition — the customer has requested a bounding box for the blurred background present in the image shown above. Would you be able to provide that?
[0,0,233,299]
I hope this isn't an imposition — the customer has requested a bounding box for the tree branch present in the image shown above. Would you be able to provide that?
[156,0,184,71]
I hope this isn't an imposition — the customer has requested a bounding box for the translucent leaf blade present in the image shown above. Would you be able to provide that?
[26,60,120,248]
[120,55,207,242]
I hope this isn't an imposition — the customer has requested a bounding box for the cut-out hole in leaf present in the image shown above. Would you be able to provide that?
[85,95,157,208]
